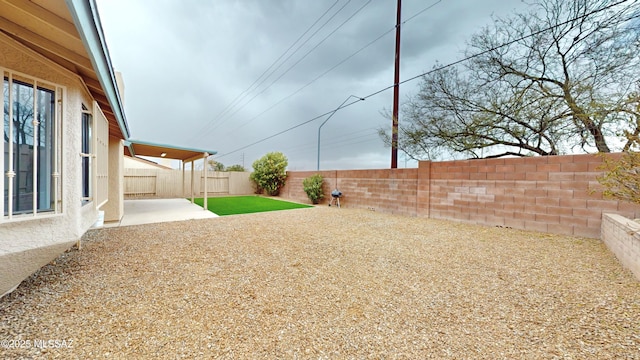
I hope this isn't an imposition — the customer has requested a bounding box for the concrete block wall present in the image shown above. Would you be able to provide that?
[281,153,640,239]
[281,169,419,215]
[336,169,419,215]
[427,154,640,238]
[601,213,640,281]
[281,170,338,205]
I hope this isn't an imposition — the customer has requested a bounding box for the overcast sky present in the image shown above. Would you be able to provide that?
[96,0,532,170]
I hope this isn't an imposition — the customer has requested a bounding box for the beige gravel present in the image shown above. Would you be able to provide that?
[1,207,639,359]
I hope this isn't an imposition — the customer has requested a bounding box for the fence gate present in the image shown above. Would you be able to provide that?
[124,170,157,197]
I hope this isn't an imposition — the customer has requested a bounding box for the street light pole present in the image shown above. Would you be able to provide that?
[317,95,364,171]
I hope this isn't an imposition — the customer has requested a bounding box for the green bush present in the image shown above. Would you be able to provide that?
[303,174,324,204]
[250,152,288,196]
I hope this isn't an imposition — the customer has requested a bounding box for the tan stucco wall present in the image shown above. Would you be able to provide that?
[124,156,168,170]
[103,137,124,222]
[0,240,76,298]
[0,33,101,297]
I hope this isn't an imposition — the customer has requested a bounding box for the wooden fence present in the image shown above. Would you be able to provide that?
[124,169,254,199]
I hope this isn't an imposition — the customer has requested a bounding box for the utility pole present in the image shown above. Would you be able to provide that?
[391,0,402,169]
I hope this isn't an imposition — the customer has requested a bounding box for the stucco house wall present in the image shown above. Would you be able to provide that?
[0,33,101,296]
[124,155,171,170]
[1,0,216,298]
[103,137,124,223]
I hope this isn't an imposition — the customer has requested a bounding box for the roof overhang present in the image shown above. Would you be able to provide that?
[2,0,218,158]
[125,139,218,163]
[0,0,130,139]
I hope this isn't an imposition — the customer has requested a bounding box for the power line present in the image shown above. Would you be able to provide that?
[191,0,346,140]
[219,0,342,120]
[280,127,379,154]
[215,1,354,124]
[403,0,442,24]
[228,0,356,104]
[225,29,395,136]
[317,132,381,151]
[198,0,365,139]
[396,0,634,87]
[294,136,381,157]
[216,0,631,159]
[216,97,367,158]
[220,0,444,137]
[208,0,374,138]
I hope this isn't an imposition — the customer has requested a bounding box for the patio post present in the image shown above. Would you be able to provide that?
[182,160,185,198]
[190,160,195,204]
[203,153,209,211]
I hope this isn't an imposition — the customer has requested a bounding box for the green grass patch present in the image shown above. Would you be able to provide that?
[192,196,312,216]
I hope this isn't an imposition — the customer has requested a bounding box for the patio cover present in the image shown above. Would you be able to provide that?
[125,139,218,210]
[125,139,217,163]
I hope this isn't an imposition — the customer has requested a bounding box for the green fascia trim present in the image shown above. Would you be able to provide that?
[126,139,218,156]
[124,141,135,157]
[65,0,131,139]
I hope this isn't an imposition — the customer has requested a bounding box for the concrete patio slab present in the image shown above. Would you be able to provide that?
[104,198,218,227]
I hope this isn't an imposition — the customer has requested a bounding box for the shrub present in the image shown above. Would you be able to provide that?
[303,174,324,204]
[597,151,640,204]
[207,160,224,171]
[250,152,288,196]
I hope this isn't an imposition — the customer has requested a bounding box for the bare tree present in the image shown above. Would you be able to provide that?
[381,0,640,159]
[3,84,35,144]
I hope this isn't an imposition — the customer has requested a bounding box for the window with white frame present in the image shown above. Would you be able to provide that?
[2,69,62,219]
[81,105,91,203]
[79,102,109,208]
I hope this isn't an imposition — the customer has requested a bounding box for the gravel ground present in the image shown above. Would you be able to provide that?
[1,207,639,359]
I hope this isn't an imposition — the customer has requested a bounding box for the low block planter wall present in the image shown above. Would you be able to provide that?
[601,213,640,281]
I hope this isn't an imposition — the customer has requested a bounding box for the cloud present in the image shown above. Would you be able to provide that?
[96,0,531,170]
